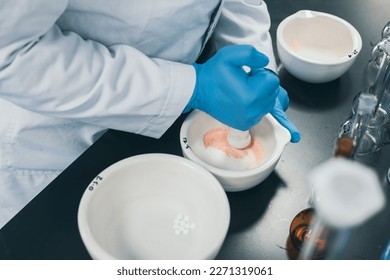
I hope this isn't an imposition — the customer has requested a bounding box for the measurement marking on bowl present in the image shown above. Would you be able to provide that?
[173,214,196,235]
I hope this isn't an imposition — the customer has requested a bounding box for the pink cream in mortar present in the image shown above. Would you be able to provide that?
[203,127,264,167]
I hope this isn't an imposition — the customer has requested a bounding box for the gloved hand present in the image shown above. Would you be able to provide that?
[271,86,301,143]
[185,45,279,131]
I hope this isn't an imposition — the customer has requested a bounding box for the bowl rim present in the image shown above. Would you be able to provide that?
[276,9,362,65]
[77,153,230,260]
[180,110,291,178]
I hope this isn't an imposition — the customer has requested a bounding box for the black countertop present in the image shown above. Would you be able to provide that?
[1,0,389,260]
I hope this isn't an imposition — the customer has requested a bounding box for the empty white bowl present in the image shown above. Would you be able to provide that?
[180,110,290,192]
[78,153,230,260]
[277,10,362,83]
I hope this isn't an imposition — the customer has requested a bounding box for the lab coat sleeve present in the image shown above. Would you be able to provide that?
[0,0,195,139]
[211,0,277,72]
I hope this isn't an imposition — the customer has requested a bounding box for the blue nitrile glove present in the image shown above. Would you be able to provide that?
[184,45,279,131]
[271,86,301,143]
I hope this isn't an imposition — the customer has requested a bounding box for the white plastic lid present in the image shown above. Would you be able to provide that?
[308,158,385,228]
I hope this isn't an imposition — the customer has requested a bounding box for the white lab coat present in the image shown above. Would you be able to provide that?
[0,0,276,228]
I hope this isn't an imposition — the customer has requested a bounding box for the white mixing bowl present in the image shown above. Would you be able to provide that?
[277,10,362,83]
[77,153,230,260]
[180,110,291,192]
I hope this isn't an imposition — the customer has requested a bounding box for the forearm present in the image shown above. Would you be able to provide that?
[0,1,195,138]
[211,0,277,72]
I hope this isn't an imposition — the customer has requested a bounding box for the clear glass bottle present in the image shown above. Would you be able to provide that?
[289,24,388,258]
[338,92,378,156]
[297,158,385,260]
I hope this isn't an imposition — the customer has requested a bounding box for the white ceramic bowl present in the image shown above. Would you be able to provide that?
[276,10,362,83]
[77,153,230,260]
[180,110,290,192]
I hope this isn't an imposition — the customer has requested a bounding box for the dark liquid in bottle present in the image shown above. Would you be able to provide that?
[334,136,355,158]
[289,208,327,259]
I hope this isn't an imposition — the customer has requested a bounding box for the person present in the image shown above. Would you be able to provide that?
[0,0,300,229]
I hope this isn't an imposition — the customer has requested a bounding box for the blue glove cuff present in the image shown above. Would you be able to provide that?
[183,63,200,113]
